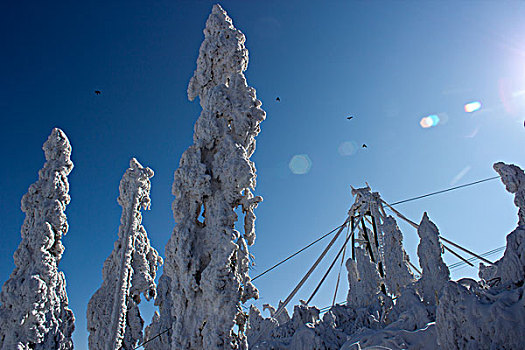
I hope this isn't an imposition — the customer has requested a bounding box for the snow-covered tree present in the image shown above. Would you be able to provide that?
[0,128,75,350]
[380,215,415,296]
[415,213,450,309]
[146,4,265,349]
[346,247,381,310]
[87,158,162,350]
[437,162,525,349]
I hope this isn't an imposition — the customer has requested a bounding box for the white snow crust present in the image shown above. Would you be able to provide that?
[145,4,265,349]
[86,158,162,350]
[0,128,75,350]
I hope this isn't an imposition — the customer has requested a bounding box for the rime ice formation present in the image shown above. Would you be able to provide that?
[494,162,525,225]
[87,158,162,350]
[415,213,450,310]
[346,248,381,310]
[0,128,75,350]
[248,163,525,349]
[436,162,525,349]
[381,216,415,296]
[146,4,265,350]
[248,187,448,350]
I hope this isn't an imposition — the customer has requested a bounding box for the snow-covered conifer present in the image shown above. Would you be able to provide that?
[346,247,381,310]
[437,163,525,349]
[86,158,162,350]
[146,4,265,349]
[0,128,75,350]
[380,216,415,296]
[415,213,450,308]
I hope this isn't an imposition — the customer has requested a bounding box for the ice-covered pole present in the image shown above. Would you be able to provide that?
[0,128,75,350]
[87,158,162,350]
[146,4,265,350]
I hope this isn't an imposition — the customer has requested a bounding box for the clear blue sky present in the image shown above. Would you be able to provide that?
[1,1,525,348]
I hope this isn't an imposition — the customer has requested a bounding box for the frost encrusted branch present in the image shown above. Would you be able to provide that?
[0,128,75,350]
[87,158,162,350]
[147,4,265,350]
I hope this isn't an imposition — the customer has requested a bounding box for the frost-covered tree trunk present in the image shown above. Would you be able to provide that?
[0,128,75,350]
[146,4,265,350]
[87,158,162,350]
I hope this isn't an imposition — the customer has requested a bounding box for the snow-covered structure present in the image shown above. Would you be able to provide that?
[247,162,525,349]
[146,4,265,349]
[87,158,162,350]
[0,128,75,350]
[247,187,449,349]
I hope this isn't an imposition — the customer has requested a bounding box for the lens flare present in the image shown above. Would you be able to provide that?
[338,141,357,156]
[420,117,432,128]
[464,101,481,113]
[289,154,312,175]
[419,114,440,128]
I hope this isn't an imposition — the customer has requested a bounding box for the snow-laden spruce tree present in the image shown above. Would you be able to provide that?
[0,128,75,350]
[87,158,162,350]
[145,4,265,349]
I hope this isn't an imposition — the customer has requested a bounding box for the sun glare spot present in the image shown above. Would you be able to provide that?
[289,154,312,175]
[464,101,481,113]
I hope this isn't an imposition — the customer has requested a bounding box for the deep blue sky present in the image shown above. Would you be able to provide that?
[1,1,525,348]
